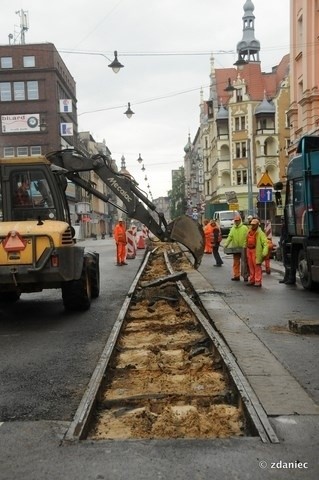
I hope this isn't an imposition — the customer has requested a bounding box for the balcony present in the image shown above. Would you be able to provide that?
[217,133,229,140]
[255,128,276,135]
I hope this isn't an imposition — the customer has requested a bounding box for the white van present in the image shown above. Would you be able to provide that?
[212,210,239,236]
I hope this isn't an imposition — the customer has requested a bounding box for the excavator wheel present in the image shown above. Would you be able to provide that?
[88,252,100,299]
[62,260,92,311]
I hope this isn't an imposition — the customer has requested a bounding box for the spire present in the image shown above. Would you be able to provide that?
[184,133,192,154]
[209,53,217,102]
[236,0,260,64]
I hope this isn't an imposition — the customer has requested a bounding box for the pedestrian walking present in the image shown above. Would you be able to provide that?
[245,218,269,287]
[203,219,213,254]
[210,219,223,266]
[223,214,248,281]
[113,218,128,266]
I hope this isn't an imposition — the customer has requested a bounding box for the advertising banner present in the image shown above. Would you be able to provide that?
[59,99,72,113]
[1,114,40,133]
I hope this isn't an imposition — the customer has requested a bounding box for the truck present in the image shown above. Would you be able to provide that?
[281,135,319,289]
[212,209,240,236]
[0,148,204,310]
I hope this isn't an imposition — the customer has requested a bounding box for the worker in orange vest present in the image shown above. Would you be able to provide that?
[245,218,269,287]
[113,218,128,266]
[203,219,213,254]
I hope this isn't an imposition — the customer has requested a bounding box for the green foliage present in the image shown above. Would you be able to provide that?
[169,167,186,219]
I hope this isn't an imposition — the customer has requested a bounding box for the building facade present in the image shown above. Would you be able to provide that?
[0,43,77,157]
[288,0,319,147]
[185,0,290,225]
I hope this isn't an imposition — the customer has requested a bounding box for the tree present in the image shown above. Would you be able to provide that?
[169,167,186,219]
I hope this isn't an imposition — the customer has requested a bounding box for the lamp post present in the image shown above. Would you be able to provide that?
[59,50,124,73]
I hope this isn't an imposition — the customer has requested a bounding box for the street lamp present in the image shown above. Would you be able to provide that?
[224,77,236,92]
[59,50,124,73]
[137,153,143,164]
[107,50,124,73]
[124,102,134,119]
[233,55,248,68]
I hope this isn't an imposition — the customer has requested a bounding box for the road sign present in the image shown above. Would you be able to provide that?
[259,188,273,202]
[228,203,239,210]
[257,172,273,188]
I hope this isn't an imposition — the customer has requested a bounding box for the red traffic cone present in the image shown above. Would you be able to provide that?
[137,234,146,249]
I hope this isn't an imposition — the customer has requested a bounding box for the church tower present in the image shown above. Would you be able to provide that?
[236,0,261,64]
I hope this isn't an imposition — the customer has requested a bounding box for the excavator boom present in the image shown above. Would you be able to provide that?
[46,149,204,267]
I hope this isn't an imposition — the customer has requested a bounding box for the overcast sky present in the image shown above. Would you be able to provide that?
[1,0,290,199]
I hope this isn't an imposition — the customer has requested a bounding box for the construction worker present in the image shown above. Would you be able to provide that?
[224,214,248,281]
[203,218,213,254]
[245,218,269,287]
[113,218,128,266]
[264,237,274,274]
[210,219,223,266]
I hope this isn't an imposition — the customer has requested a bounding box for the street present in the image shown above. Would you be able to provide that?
[0,237,318,480]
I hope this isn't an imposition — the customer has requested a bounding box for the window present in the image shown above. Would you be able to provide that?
[236,89,243,102]
[23,56,35,67]
[0,81,39,101]
[11,170,56,221]
[1,57,12,68]
[30,146,42,156]
[27,81,39,100]
[236,170,248,185]
[0,82,12,101]
[235,116,246,131]
[235,142,247,158]
[235,143,241,158]
[242,142,247,157]
[14,82,25,101]
[3,147,15,157]
[17,147,28,156]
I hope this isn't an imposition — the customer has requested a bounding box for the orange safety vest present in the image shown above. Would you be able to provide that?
[113,223,127,243]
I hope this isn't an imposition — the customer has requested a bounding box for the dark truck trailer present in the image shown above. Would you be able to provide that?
[282,135,319,289]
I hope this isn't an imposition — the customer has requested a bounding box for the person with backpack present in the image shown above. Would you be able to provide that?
[210,219,223,266]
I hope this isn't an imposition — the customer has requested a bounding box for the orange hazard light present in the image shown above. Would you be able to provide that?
[2,231,27,252]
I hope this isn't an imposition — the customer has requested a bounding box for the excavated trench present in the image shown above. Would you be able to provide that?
[84,243,252,440]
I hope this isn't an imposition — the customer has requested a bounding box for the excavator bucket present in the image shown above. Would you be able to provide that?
[168,215,205,269]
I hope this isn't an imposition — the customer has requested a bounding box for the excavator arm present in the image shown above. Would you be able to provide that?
[46,149,204,267]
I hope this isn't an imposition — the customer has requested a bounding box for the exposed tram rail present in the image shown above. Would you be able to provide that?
[64,242,279,443]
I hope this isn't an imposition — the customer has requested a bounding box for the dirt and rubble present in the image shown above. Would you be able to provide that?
[88,243,247,440]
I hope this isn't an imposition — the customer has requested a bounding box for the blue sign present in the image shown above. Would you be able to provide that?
[259,188,273,202]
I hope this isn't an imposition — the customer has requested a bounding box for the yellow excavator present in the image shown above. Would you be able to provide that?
[0,149,204,310]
